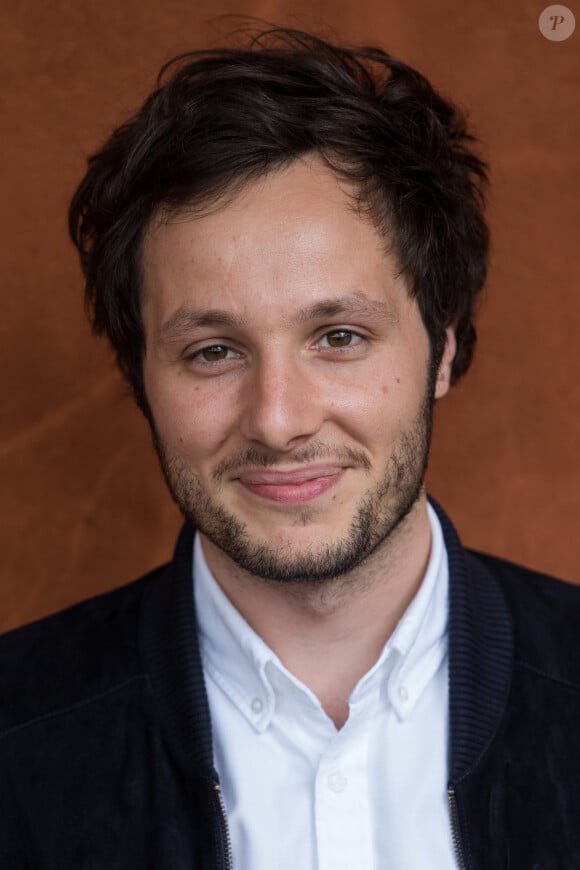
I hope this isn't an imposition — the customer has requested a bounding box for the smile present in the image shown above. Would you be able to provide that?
[236,466,346,505]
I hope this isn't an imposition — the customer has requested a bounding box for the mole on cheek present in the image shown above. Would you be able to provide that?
[383,377,400,394]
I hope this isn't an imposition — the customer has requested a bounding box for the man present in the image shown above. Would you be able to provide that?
[1,24,579,870]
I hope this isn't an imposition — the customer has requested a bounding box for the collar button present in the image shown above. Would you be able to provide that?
[251,697,264,714]
[397,685,409,703]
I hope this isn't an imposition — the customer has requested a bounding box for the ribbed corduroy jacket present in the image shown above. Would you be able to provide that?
[1,500,580,869]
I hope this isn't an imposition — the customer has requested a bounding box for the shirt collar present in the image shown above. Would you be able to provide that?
[381,502,449,718]
[194,502,448,730]
[194,536,276,731]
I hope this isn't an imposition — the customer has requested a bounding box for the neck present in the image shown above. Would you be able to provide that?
[200,496,432,728]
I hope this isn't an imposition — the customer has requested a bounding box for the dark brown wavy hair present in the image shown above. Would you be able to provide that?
[69,24,489,417]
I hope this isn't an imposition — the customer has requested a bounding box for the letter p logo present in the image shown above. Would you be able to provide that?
[539,5,576,40]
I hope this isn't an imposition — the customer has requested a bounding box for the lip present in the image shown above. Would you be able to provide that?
[237,465,346,485]
[236,465,347,504]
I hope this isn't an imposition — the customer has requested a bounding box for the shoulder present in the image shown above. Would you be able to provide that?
[466,549,580,685]
[0,563,169,739]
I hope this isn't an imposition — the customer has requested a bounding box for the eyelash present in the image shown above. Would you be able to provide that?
[186,329,365,366]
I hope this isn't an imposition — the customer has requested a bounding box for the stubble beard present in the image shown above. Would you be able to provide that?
[151,375,436,585]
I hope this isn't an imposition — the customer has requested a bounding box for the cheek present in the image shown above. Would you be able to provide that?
[146,371,234,457]
[337,361,427,441]
[351,360,411,403]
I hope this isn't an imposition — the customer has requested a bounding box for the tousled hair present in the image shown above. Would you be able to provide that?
[69,24,489,417]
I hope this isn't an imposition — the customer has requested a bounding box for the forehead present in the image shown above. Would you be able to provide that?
[140,154,405,325]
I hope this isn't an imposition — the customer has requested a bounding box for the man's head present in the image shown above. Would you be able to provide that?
[68,26,488,582]
[139,153,455,581]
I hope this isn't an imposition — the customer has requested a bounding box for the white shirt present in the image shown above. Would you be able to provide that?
[194,503,457,869]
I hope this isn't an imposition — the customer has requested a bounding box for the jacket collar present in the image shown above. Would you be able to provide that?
[141,499,514,784]
[141,521,214,779]
[430,498,513,782]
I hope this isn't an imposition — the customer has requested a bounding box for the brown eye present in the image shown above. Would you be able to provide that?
[201,345,229,361]
[324,330,356,348]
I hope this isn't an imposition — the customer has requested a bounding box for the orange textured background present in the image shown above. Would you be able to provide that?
[1,1,579,633]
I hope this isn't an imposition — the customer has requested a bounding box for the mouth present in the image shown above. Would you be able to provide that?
[235,465,347,505]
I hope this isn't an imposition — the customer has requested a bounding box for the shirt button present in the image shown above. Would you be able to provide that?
[327,772,348,793]
[251,697,264,714]
[397,685,409,702]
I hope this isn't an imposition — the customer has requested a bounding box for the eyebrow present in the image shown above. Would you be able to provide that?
[157,293,397,343]
[160,307,244,340]
[294,295,397,325]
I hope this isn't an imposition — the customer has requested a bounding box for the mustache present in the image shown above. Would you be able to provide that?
[214,440,372,481]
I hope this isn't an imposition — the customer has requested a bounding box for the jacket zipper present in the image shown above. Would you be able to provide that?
[448,784,466,870]
[213,781,233,870]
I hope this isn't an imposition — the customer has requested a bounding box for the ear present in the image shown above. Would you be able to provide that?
[434,327,456,399]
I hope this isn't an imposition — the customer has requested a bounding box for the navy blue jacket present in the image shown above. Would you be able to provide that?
[1,502,580,869]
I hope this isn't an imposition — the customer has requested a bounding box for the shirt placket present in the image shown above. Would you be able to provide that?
[314,710,374,870]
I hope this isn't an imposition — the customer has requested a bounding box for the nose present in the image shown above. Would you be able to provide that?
[238,353,324,451]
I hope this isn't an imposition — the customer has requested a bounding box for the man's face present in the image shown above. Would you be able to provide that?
[141,155,453,583]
